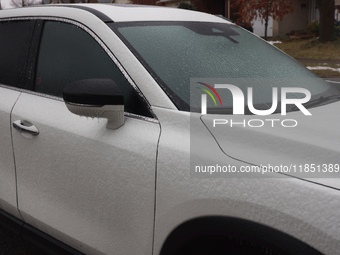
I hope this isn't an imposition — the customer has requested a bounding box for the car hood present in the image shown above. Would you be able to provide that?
[200,101,340,189]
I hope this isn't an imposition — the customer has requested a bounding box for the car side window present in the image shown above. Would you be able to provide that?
[0,20,35,89]
[35,21,152,117]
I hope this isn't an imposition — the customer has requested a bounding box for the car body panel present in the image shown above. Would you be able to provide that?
[201,101,340,189]
[11,92,160,255]
[152,107,340,255]
[0,4,339,255]
[0,86,22,219]
[88,3,229,23]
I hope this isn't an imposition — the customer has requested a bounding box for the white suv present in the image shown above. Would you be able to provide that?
[0,4,339,255]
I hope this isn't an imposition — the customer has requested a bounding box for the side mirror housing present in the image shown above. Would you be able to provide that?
[62,79,124,130]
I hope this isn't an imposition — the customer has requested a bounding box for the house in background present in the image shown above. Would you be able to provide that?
[157,0,338,38]
[156,0,273,37]
[336,0,340,22]
[157,0,270,36]
[273,0,339,37]
[248,0,311,37]
[41,0,338,37]
[271,0,311,37]
[157,0,228,14]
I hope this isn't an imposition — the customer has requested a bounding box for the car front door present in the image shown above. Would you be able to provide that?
[0,19,37,220]
[11,19,160,255]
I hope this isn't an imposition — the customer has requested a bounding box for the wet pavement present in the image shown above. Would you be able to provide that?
[324,77,340,83]
[0,226,47,255]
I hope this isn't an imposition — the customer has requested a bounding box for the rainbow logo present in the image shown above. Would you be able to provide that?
[197,82,223,106]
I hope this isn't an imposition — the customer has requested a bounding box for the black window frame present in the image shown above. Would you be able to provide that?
[0,17,156,120]
[0,19,42,91]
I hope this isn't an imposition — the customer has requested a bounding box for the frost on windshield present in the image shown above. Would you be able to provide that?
[114,22,330,111]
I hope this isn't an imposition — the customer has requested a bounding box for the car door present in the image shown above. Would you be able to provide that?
[11,19,160,255]
[0,19,37,219]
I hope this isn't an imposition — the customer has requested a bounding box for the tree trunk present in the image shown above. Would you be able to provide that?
[265,16,268,40]
[316,0,335,42]
[264,1,269,40]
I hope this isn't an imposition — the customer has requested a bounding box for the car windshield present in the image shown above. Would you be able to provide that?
[110,21,338,113]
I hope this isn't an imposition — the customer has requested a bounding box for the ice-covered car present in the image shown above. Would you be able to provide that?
[0,4,339,255]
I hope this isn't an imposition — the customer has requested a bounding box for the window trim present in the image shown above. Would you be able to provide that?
[0,17,158,123]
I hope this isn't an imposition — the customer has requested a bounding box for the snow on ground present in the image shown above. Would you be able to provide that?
[267,41,282,45]
[306,66,340,73]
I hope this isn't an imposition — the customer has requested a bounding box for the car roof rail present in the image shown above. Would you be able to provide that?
[43,4,114,23]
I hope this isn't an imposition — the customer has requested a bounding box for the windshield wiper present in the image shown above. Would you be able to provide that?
[291,95,340,111]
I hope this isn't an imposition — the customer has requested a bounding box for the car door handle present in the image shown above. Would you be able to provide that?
[13,120,39,136]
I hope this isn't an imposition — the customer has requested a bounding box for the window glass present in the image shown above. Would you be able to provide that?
[112,22,336,113]
[35,21,151,117]
[0,20,34,88]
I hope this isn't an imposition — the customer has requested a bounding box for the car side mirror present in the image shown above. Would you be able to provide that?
[62,78,124,130]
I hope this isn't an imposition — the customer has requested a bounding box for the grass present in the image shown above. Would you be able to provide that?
[271,37,340,76]
[273,37,340,61]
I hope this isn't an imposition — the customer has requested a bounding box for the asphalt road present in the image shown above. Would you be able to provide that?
[325,77,340,83]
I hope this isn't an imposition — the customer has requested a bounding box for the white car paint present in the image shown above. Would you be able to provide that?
[153,106,340,255]
[11,92,160,254]
[0,86,22,219]
[202,101,340,185]
[0,4,339,255]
